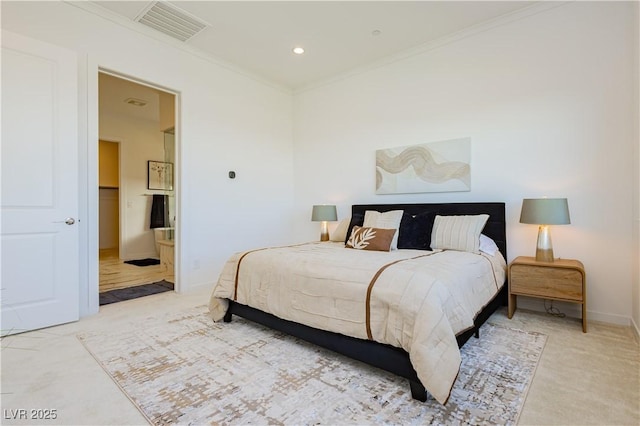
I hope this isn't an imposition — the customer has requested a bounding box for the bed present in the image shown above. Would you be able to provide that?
[208,202,507,404]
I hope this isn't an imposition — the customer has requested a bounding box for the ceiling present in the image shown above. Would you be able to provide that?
[99,73,161,120]
[92,1,537,91]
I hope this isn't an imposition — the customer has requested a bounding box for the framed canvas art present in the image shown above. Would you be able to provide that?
[375,138,471,194]
[147,160,174,191]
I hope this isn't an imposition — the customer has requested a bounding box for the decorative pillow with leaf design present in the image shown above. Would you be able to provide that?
[345,226,396,252]
[363,210,403,250]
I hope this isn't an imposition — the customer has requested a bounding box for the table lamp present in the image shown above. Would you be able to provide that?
[519,198,570,262]
[311,205,337,241]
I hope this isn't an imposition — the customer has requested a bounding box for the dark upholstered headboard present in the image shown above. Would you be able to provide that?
[351,202,507,258]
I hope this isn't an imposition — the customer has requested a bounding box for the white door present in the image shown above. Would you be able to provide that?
[1,31,79,335]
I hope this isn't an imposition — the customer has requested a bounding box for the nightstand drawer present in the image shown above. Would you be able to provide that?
[510,264,583,301]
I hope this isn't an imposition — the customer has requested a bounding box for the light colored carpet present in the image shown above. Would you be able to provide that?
[77,305,547,425]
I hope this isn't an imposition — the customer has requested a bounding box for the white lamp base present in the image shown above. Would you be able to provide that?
[535,225,554,262]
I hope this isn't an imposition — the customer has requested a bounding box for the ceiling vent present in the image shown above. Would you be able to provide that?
[134,1,209,42]
[125,98,148,107]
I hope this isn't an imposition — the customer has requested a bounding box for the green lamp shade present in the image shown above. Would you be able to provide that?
[311,205,337,222]
[520,198,570,225]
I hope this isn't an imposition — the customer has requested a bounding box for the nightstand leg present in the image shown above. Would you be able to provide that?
[582,303,587,333]
[508,294,516,319]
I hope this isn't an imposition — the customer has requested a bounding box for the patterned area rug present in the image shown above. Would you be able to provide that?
[78,306,546,425]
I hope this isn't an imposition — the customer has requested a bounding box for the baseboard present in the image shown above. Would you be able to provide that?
[632,317,640,343]
[178,281,214,294]
[515,297,631,327]
[587,309,632,327]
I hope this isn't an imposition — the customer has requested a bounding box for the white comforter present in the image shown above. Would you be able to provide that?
[208,242,506,404]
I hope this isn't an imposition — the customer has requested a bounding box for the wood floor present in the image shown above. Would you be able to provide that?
[99,248,174,293]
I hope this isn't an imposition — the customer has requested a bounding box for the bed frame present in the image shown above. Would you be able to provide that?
[223,202,507,402]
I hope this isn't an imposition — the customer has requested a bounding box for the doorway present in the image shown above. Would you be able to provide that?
[97,72,177,304]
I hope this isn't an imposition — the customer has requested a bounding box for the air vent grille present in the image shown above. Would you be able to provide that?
[135,1,209,42]
[124,98,148,107]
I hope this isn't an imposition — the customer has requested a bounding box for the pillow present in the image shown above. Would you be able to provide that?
[430,214,489,253]
[397,211,436,250]
[330,218,350,242]
[479,233,499,256]
[346,226,396,252]
[363,210,403,250]
[345,213,365,244]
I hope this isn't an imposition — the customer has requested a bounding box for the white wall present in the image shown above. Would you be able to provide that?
[1,1,294,314]
[293,2,637,325]
[99,111,165,260]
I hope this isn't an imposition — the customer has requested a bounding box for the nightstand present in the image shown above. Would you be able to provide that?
[508,256,586,332]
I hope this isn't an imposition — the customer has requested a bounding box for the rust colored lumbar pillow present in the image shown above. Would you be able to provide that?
[345,226,396,252]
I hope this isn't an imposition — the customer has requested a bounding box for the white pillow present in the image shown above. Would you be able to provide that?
[363,210,403,250]
[430,214,489,253]
[330,218,350,242]
[479,233,499,256]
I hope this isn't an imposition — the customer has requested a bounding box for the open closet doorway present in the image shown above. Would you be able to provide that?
[98,72,178,305]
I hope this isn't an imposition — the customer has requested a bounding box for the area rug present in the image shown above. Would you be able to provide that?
[78,306,546,425]
[124,258,161,267]
[99,280,174,306]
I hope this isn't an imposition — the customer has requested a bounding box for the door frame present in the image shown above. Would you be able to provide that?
[81,61,182,317]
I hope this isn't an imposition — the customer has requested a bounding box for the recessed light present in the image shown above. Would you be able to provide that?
[292,47,305,55]
[372,30,381,36]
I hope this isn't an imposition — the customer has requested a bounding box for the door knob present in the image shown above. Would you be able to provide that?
[53,218,76,225]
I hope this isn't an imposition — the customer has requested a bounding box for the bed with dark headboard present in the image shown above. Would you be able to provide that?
[217,202,507,402]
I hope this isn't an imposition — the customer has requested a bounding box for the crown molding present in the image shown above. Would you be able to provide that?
[65,1,293,95]
[294,1,572,94]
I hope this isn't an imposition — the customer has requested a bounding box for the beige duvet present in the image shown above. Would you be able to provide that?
[208,242,506,404]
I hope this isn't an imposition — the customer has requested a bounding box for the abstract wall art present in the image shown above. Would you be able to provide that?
[375,138,471,194]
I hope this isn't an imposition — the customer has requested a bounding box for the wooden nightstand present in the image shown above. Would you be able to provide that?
[508,256,586,332]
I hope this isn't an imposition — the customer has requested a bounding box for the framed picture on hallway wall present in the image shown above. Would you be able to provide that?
[148,160,174,191]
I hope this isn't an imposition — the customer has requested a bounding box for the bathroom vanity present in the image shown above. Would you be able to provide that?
[157,239,174,280]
